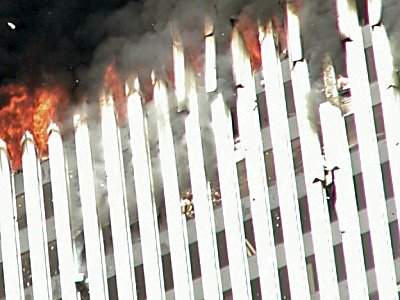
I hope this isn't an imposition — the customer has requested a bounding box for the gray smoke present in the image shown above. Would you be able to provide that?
[382,0,400,86]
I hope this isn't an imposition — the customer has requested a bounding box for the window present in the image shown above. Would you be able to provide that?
[217,230,229,268]
[284,81,296,117]
[134,263,146,299]
[298,196,311,234]
[236,159,249,198]
[345,113,358,152]
[43,182,54,219]
[257,91,269,129]
[365,47,377,82]
[381,162,394,200]
[306,255,319,293]
[244,219,257,252]
[353,173,367,210]
[189,242,201,280]
[291,138,303,175]
[231,105,240,142]
[389,220,400,259]
[264,149,276,186]
[16,193,27,229]
[333,243,347,282]
[271,208,284,245]
[162,253,174,291]
[251,277,262,299]
[0,264,4,298]
[372,103,385,141]
[361,231,375,270]
[278,266,291,300]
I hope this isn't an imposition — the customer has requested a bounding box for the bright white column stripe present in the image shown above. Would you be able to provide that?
[21,132,53,300]
[319,103,369,299]
[258,26,310,299]
[48,124,78,300]
[151,76,194,300]
[370,24,400,235]
[128,83,165,300]
[293,66,340,300]
[205,19,217,93]
[336,2,397,297]
[156,78,223,299]
[74,114,109,300]
[0,140,24,300]
[173,33,186,111]
[101,96,137,300]
[286,5,302,63]
[285,8,340,299]
[367,0,382,26]
[210,92,252,299]
[284,5,339,299]
[231,29,281,299]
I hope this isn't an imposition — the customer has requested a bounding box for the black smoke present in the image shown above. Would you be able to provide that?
[0,0,288,105]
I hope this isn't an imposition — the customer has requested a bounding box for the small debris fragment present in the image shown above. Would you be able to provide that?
[7,22,16,30]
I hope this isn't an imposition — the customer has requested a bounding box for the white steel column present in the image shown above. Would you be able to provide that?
[368,4,400,234]
[178,73,223,299]
[74,114,109,300]
[285,7,340,299]
[173,33,187,111]
[101,95,137,300]
[146,76,194,300]
[206,23,252,298]
[336,1,397,297]
[319,103,369,299]
[231,29,281,299]
[0,140,24,300]
[205,18,217,94]
[21,132,53,300]
[127,80,165,300]
[48,124,78,300]
[210,92,252,299]
[257,25,310,298]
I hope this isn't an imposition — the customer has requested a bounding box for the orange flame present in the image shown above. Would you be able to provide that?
[272,16,287,55]
[236,10,262,71]
[186,46,204,74]
[104,62,126,123]
[0,84,68,170]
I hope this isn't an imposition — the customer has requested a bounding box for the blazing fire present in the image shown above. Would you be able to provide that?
[0,84,68,170]
[235,10,262,71]
[104,62,127,123]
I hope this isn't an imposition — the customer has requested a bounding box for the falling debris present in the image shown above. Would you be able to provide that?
[7,22,16,30]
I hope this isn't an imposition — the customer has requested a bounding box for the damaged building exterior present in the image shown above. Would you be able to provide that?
[0,1,399,299]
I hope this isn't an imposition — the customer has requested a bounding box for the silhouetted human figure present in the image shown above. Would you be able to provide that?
[313,166,340,217]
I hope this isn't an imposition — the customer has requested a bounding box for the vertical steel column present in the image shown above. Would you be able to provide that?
[368,2,400,234]
[171,71,224,299]
[74,114,109,300]
[0,140,24,299]
[231,29,281,299]
[127,81,166,300]
[144,76,194,300]
[210,92,253,299]
[286,7,340,298]
[320,102,369,299]
[101,96,137,299]
[48,124,78,300]
[336,1,397,297]
[21,132,53,299]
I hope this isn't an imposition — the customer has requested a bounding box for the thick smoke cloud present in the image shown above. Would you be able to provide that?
[0,0,285,103]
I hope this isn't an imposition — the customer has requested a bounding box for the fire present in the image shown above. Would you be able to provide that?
[104,62,126,123]
[272,15,287,55]
[236,10,262,71]
[0,84,68,170]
